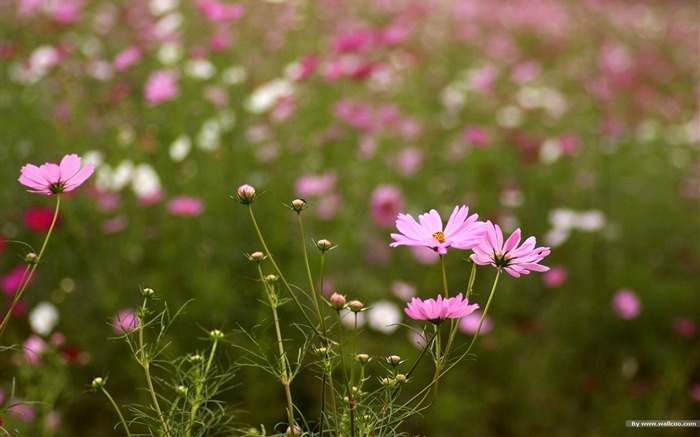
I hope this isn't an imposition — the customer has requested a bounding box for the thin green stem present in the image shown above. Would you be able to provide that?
[335,311,355,437]
[100,386,133,437]
[138,298,170,437]
[188,338,220,436]
[247,206,319,336]
[0,195,61,338]
[297,214,328,340]
[439,255,449,297]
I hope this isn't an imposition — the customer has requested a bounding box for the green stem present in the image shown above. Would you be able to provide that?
[0,195,61,338]
[297,214,328,341]
[439,255,449,297]
[247,206,319,336]
[100,386,133,437]
[335,311,355,437]
[188,338,220,436]
[138,298,170,437]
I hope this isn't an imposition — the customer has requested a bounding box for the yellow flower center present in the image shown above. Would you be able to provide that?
[432,231,445,243]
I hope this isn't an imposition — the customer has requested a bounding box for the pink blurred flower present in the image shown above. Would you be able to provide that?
[462,126,490,148]
[113,309,139,334]
[405,293,479,323]
[295,172,336,197]
[209,34,231,51]
[167,196,204,217]
[391,206,484,255]
[195,0,243,22]
[144,70,179,105]
[50,0,83,24]
[2,265,32,296]
[411,246,440,264]
[370,185,404,227]
[543,265,567,288]
[113,46,142,71]
[101,216,128,234]
[471,221,550,277]
[673,318,696,338]
[18,0,42,16]
[459,310,493,335]
[288,54,318,82]
[19,154,94,195]
[611,289,641,320]
[24,206,60,233]
[689,384,700,403]
[23,335,46,367]
[0,234,6,255]
[332,29,376,54]
[511,61,541,84]
[393,147,423,176]
[7,401,36,423]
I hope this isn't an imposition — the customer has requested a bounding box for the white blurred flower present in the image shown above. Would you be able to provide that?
[29,302,59,336]
[496,106,523,128]
[367,301,401,334]
[544,228,570,248]
[185,59,216,80]
[149,0,180,16]
[169,135,192,162]
[155,12,183,39]
[157,42,183,65]
[539,138,562,164]
[131,164,162,198]
[340,309,366,329]
[548,208,578,231]
[244,79,294,114]
[576,210,606,232]
[197,119,221,151]
[220,66,247,85]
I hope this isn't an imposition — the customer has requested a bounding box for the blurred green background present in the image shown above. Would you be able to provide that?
[1,0,699,436]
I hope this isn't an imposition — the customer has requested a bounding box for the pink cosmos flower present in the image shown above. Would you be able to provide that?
[612,289,641,320]
[18,154,94,195]
[113,309,139,334]
[370,185,404,227]
[390,206,484,255]
[405,293,479,323]
[23,334,46,367]
[167,196,204,217]
[543,265,567,288]
[471,221,550,277]
[144,70,178,105]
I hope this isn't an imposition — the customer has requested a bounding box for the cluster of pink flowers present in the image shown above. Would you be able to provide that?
[390,205,551,322]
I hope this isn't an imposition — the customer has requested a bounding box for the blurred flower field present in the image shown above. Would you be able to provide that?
[1,0,699,436]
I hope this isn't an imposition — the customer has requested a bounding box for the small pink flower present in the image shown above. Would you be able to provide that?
[370,185,404,227]
[24,206,60,232]
[471,221,550,277]
[674,318,696,338]
[611,289,641,320]
[390,206,484,255]
[2,265,32,296]
[144,70,178,106]
[195,0,243,22]
[405,293,479,324]
[113,46,142,71]
[19,154,94,195]
[543,265,567,288]
[462,126,490,148]
[459,311,493,335]
[23,334,46,367]
[113,309,139,334]
[167,196,204,217]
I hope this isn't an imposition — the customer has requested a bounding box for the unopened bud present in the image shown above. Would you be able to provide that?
[381,377,394,386]
[236,184,256,204]
[356,353,370,364]
[91,377,105,389]
[188,354,203,363]
[291,198,306,212]
[315,346,328,356]
[142,287,155,298]
[176,385,188,397]
[265,274,278,283]
[249,251,265,262]
[329,292,346,310]
[209,329,224,341]
[316,239,332,251]
[387,355,402,366]
[348,300,364,312]
[24,252,39,264]
[396,374,407,383]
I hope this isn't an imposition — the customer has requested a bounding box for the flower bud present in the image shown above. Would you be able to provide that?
[91,377,105,389]
[188,354,203,363]
[395,374,407,383]
[381,377,394,386]
[387,355,402,366]
[329,292,346,310]
[176,385,188,397]
[348,300,364,312]
[141,287,155,298]
[248,251,265,262]
[265,274,278,283]
[356,353,370,364]
[24,252,39,264]
[209,329,224,341]
[315,346,328,356]
[291,198,306,212]
[316,239,332,251]
[236,184,256,204]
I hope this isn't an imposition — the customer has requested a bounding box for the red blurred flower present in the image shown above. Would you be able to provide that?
[24,206,60,232]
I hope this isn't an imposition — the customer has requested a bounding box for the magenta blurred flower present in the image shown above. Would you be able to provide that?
[611,289,641,320]
[459,310,493,335]
[390,206,484,255]
[113,46,142,71]
[113,309,139,334]
[7,400,36,423]
[167,196,204,217]
[295,172,336,197]
[24,206,60,233]
[674,318,696,338]
[2,265,33,296]
[462,125,490,148]
[195,0,243,22]
[23,334,46,367]
[405,293,479,324]
[543,265,567,288]
[144,70,179,105]
[370,185,404,227]
[471,221,550,277]
[19,154,94,195]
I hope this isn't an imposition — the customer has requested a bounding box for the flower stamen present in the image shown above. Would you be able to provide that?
[432,231,446,243]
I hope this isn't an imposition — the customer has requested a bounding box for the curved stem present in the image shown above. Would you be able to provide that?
[0,195,61,338]
[138,298,170,437]
[188,338,220,436]
[100,386,133,437]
